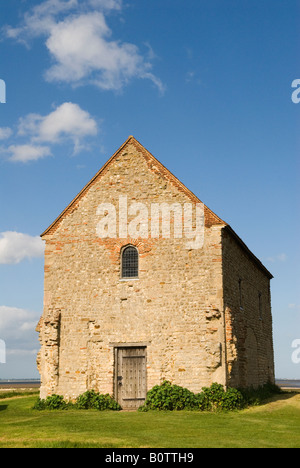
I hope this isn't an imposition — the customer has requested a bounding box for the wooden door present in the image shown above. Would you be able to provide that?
[115,347,147,410]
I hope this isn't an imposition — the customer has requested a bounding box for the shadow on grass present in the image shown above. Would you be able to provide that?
[32,440,122,448]
[0,405,8,412]
[246,390,299,410]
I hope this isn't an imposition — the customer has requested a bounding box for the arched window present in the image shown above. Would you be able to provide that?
[121,246,139,278]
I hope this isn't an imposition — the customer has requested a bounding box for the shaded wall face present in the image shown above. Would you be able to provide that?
[222,229,275,389]
[38,143,226,400]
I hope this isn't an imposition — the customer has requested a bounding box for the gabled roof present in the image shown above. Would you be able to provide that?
[41,135,225,237]
[41,135,273,279]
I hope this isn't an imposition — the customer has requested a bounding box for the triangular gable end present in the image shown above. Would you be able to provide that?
[41,136,226,237]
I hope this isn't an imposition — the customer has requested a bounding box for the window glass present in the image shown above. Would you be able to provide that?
[122,246,138,278]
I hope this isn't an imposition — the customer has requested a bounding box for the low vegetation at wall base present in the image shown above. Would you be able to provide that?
[33,390,121,411]
[138,381,282,412]
[32,381,282,412]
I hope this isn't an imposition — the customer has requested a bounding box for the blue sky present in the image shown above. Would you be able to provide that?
[0,0,299,379]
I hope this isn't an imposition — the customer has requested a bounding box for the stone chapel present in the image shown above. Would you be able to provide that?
[36,136,275,408]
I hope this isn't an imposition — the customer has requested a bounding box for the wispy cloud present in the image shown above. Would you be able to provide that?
[4,0,122,40]
[288,304,300,310]
[266,253,287,263]
[185,71,202,86]
[0,127,13,140]
[0,102,98,163]
[3,0,164,93]
[0,231,44,264]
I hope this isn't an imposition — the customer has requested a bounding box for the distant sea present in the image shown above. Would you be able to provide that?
[0,379,299,389]
[0,379,41,388]
[275,379,300,389]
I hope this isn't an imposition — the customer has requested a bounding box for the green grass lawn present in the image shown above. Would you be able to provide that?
[0,392,299,448]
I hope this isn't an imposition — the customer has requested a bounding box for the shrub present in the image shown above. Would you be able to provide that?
[193,391,211,411]
[139,381,245,412]
[33,394,68,410]
[201,383,226,410]
[221,387,245,411]
[199,383,245,411]
[138,380,196,411]
[76,390,97,409]
[33,390,121,411]
[76,390,121,411]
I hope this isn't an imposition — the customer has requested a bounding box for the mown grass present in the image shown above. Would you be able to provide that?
[0,392,299,448]
[0,389,39,400]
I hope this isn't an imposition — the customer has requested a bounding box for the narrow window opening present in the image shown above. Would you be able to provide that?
[121,246,138,279]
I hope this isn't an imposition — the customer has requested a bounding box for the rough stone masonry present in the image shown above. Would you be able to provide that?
[36,136,275,407]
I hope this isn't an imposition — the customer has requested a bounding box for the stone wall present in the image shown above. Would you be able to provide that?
[37,137,274,400]
[38,139,227,400]
[222,227,275,388]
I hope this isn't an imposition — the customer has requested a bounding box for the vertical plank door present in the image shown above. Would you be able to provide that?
[115,347,147,409]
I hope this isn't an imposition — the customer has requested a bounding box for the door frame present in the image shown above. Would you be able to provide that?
[113,343,148,408]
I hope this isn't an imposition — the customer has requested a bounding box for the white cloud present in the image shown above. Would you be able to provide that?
[44,12,164,92]
[6,144,52,163]
[18,102,98,151]
[0,306,37,333]
[0,306,40,358]
[0,102,98,163]
[3,0,164,93]
[0,231,45,264]
[4,0,79,40]
[5,0,122,40]
[37,102,97,143]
